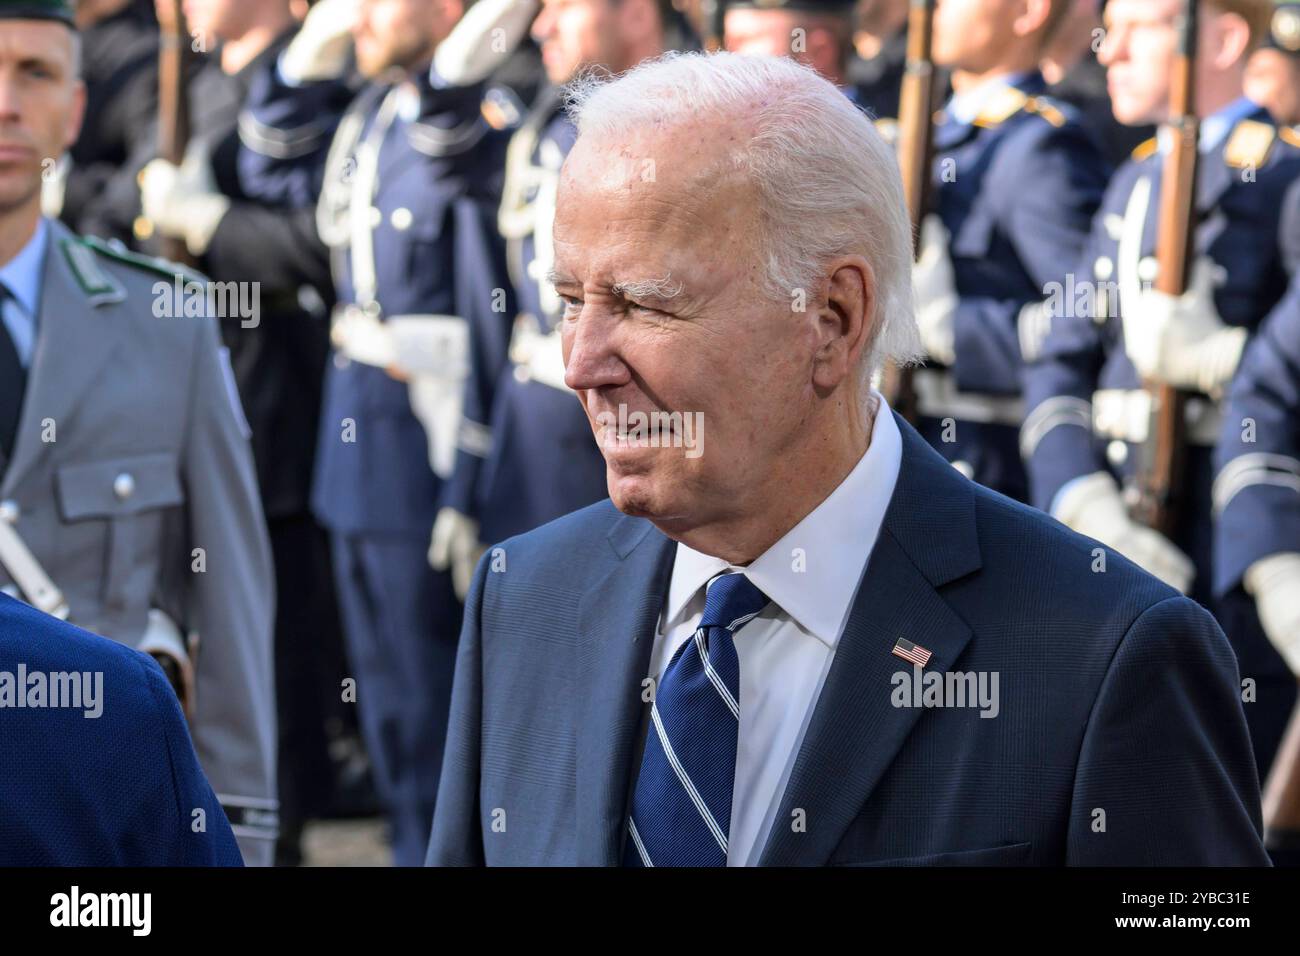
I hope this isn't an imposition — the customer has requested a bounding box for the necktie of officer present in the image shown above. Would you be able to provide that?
[0,281,26,462]
[624,571,770,867]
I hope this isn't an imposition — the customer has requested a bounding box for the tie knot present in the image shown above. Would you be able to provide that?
[699,572,768,632]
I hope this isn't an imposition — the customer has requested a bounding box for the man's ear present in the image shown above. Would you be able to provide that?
[1014,0,1053,40]
[1209,12,1253,72]
[812,256,873,392]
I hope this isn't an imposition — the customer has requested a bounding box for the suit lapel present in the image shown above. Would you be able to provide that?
[573,513,675,865]
[1,222,123,496]
[758,416,982,865]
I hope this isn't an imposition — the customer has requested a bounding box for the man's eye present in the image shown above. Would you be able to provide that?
[559,295,582,312]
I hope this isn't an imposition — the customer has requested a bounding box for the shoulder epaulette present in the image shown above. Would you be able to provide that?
[75,235,201,284]
[1023,95,1067,128]
[1131,137,1158,162]
[973,86,1028,128]
[1280,126,1300,150]
[481,85,524,132]
[1224,118,1276,169]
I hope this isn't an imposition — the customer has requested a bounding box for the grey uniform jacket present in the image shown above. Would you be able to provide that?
[0,218,277,864]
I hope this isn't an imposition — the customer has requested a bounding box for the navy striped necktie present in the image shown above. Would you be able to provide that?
[624,571,770,867]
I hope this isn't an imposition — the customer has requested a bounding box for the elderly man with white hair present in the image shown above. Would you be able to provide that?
[426,52,1267,867]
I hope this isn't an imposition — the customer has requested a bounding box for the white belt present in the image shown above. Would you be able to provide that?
[331,307,471,479]
[508,313,569,394]
[0,509,68,619]
[912,368,1024,427]
[1092,388,1221,447]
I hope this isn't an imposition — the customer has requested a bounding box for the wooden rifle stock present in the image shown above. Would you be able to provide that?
[1264,693,1300,855]
[155,0,196,266]
[882,0,937,423]
[1131,0,1197,536]
[699,0,725,52]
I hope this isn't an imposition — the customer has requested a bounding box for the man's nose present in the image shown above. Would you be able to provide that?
[530,5,553,43]
[563,312,628,393]
[0,75,21,123]
[1097,23,1124,67]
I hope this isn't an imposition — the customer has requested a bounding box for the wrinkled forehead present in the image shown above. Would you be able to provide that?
[553,123,763,281]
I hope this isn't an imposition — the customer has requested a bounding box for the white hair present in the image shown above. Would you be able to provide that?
[563,51,923,380]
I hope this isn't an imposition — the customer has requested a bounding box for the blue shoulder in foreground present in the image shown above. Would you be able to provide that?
[0,594,243,866]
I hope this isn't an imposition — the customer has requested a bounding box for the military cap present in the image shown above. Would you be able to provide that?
[0,0,75,26]
[1265,1,1300,55]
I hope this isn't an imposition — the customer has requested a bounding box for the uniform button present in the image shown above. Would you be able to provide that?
[390,207,413,231]
[0,500,19,523]
[113,473,135,501]
[951,460,975,480]
[1106,440,1129,467]
[1094,256,1114,280]
[1137,256,1158,283]
[334,352,351,370]
[513,364,530,384]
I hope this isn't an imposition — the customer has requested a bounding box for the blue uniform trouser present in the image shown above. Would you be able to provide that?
[329,531,462,866]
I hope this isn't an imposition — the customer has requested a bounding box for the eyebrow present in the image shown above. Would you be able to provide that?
[544,269,685,302]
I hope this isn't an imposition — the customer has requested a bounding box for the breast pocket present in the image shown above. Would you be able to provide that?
[55,452,184,612]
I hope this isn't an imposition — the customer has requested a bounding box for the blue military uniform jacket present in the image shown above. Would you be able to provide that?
[1023,103,1300,596]
[0,594,242,865]
[238,63,517,535]
[476,88,607,546]
[917,72,1110,501]
[1214,176,1300,597]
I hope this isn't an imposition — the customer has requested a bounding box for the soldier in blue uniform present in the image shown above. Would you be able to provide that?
[1213,181,1300,768]
[907,0,1110,502]
[429,0,671,555]
[1022,0,1300,777]
[236,0,517,866]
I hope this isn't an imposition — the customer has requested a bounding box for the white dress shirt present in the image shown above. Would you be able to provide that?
[648,392,903,865]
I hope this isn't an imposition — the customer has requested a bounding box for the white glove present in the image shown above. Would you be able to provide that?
[429,507,484,601]
[1125,259,1247,395]
[433,0,539,86]
[140,148,231,256]
[1245,552,1300,677]
[1053,471,1195,593]
[281,0,360,83]
[331,310,396,366]
[911,214,958,365]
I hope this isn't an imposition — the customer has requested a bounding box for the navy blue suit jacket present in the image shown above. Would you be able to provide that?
[0,594,243,865]
[427,416,1268,866]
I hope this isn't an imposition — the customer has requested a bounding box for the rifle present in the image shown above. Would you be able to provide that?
[153,0,196,266]
[881,0,937,423]
[1130,0,1197,535]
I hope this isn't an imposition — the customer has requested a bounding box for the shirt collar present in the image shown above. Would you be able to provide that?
[664,392,904,649]
[0,217,49,318]
[944,71,1033,126]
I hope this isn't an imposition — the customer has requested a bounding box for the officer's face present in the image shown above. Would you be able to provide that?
[183,0,264,45]
[724,9,847,83]
[553,121,870,535]
[0,20,84,217]
[1100,0,1249,125]
[532,0,627,85]
[353,0,461,77]
[1244,48,1300,126]
[933,0,1022,70]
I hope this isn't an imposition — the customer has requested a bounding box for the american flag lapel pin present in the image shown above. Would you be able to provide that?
[892,638,932,668]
